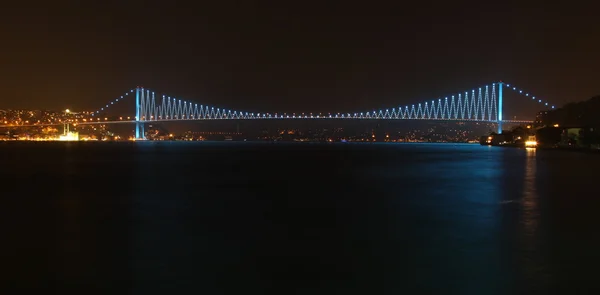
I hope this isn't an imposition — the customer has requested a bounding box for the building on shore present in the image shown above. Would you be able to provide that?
[58,131,79,141]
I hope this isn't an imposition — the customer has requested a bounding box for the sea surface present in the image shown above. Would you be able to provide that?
[1,142,599,294]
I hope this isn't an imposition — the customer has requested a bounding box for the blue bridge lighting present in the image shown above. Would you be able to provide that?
[85,82,556,140]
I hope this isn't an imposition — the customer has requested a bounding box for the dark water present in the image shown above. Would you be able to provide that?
[2,142,599,294]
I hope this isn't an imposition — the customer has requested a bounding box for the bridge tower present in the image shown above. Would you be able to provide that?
[497,81,504,134]
[135,87,145,140]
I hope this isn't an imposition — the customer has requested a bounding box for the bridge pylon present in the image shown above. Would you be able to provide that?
[135,86,146,140]
[497,81,504,134]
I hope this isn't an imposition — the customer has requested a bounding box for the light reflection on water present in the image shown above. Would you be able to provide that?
[523,148,539,234]
[519,147,550,290]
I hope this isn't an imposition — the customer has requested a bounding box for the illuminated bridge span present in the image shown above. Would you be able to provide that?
[88,81,555,139]
[112,82,549,139]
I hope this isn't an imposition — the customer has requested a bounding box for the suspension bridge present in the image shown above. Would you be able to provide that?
[2,81,555,140]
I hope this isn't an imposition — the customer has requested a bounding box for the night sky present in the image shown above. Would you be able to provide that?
[1,1,599,116]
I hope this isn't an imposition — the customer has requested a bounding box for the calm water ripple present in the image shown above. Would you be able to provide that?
[1,142,599,294]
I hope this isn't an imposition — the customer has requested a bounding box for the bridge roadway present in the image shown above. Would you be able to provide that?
[0,118,534,128]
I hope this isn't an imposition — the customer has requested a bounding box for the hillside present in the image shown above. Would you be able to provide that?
[542,95,600,126]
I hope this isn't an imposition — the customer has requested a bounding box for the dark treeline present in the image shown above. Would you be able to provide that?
[542,95,600,127]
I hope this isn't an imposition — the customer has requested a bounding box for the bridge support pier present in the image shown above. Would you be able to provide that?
[497,82,503,134]
[135,122,145,140]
